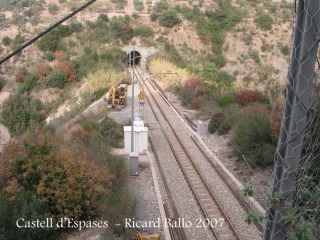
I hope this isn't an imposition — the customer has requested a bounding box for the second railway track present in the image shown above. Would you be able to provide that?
[133,66,262,239]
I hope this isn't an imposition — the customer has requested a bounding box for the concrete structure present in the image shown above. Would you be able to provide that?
[197,120,204,136]
[129,152,139,176]
[122,46,157,65]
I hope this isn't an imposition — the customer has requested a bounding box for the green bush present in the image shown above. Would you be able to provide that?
[133,0,144,11]
[46,70,66,89]
[43,51,55,61]
[232,115,275,166]
[48,3,59,14]
[254,14,273,30]
[150,12,159,22]
[281,45,290,55]
[37,25,75,52]
[18,74,38,93]
[252,50,261,63]
[214,54,226,68]
[0,93,44,137]
[159,9,181,27]
[133,24,154,37]
[0,192,56,240]
[202,63,218,82]
[216,94,236,108]
[208,112,226,134]
[2,36,11,46]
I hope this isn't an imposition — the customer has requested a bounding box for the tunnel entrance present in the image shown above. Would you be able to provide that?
[128,51,141,66]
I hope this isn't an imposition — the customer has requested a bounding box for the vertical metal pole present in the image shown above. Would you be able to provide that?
[131,48,135,153]
[263,1,320,239]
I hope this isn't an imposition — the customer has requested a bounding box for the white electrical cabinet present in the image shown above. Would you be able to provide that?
[124,123,148,153]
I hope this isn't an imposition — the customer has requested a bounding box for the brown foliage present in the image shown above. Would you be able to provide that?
[269,99,284,141]
[239,102,270,117]
[33,63,52,80]
[191,97,202,110]
[235,89,264,106]
[54,50,65,59]
[15,72,26,83]
[182,77,206,97]
[54,61,76,82]
[0,126,113,220]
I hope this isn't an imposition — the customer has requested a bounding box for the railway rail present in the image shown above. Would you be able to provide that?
[133,66,261,239]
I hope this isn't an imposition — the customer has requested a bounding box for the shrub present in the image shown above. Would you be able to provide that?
[281,45,290,55]
[254,14,273,30]
[43,51,55,61]
[239,102,270,117]
[0,126,113,221]
[34,63,52,80]
[54,61,76,82]
[191,97,202,110]
[252,50,261,63]
[159,9,181,27]
[182,77,205,96]
[214,54,226,68]
[0,77,6,91]
[109,17,134,43]
[2,36,11,46]
[37,25,74,52]
[133,0,144,11]
[232,115,275,166]
[217,71,236,88]
[48,3,59,14]
[0,94,31,136]
[0,193,56,240]
[202,63,218,82]
[12,34,25,50]
[216,94,236,108]
[12,12,26,27]
[59,0,67,3]
[15,72,26,83]
[150,12,159,22]
[133,24,154,37]
[18,74,38,93]
[54,50,65,59]
[235,89,264,106]
[208,112,226,134]
[46,70,66,88]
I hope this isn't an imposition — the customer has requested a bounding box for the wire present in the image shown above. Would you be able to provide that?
[0,0,97,65]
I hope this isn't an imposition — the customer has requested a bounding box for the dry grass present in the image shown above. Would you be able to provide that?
[148,58,193,88]
[81,69,123,95]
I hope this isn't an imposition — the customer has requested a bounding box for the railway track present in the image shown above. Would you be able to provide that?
[133,66,261,239]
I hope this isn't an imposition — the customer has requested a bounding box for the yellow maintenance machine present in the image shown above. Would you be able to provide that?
[107,84,127,110]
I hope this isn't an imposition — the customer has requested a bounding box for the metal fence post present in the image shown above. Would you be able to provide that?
[263,0,320,239]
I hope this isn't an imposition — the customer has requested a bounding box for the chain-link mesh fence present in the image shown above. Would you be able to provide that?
[264,1,320,239]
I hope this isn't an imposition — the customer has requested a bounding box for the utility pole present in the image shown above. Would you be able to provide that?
[131,48,135,153]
